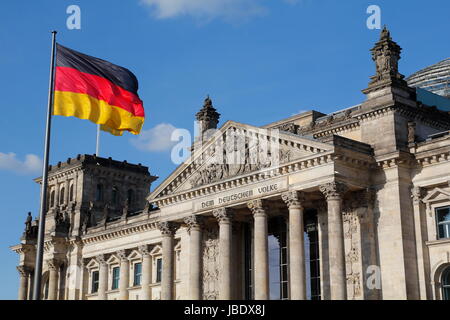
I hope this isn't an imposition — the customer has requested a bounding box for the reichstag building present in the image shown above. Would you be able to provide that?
[12,28,450,300]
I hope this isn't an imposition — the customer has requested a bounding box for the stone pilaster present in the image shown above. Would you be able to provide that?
[184,215,204,300]
[319,182,348,300]
[138,245,151,300]
[46,259,61,300]
[282,191,306,300]
[158,221,178,300]
[411,186,431,300]
[117,250,129,300]
[212,208,234,300]
[247,199,269,300]
[96,254,108,300]
[17,265,31,300]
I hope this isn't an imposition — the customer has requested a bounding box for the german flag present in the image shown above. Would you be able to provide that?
[54,44,144,135]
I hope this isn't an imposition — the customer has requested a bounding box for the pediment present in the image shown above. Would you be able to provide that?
[127,250,142,261]
[149,121,332,201]
[86,258,98,269]
[150,245,162,256]
[423,188,450,203]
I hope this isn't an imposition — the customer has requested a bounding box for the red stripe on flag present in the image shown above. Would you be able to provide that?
[55,66,144,117]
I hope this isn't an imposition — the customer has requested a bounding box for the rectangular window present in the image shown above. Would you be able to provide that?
[134,263,142,286]
[91,271,99,294]
[112,267,120,290]
[436,206,450,240]
[156,258,162,283]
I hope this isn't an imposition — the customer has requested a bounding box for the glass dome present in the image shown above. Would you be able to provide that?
[407,58,450,98]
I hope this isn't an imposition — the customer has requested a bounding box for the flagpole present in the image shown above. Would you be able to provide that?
[32,30,57,300]
[96,124,100,156]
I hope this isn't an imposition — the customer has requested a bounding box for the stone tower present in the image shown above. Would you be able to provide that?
[195,96,220,142]
[30,154,157,239]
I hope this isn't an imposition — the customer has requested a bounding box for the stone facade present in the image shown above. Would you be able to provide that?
[12,28,450,300]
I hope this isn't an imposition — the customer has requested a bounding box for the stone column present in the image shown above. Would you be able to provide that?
[319,182,348,300]
[117,250,129,300]
[184,215,204,300]
[212,208,233,300]
[247,199,269,300]
[282,191,307,300]
[96,254,108,300]
[158,221,178,300]
[17,266,31,300]
[47,259,61,300]
[139,245,152,300]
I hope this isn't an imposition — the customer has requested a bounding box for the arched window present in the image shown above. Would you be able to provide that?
[69,184,74,202]
[443,267,450,300]
[127,189,134,206]
[50,190,55,208]
[59,187,65,205]
[112,186,119,205]
[95,184,103,201]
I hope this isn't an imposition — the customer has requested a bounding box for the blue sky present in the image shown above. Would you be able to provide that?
[0,0,449,299]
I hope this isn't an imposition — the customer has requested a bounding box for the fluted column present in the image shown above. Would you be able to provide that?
[139,245,151,300]
[117,250,129,300]
[282,191,307,300]
[319,182,348,300]
[247,199,269,300]
[184,215,204,300]
[46,259,61,300]
[212,208,233,300]
[17,266,31,300]
[158,221,178,300]
[96,254,108,300]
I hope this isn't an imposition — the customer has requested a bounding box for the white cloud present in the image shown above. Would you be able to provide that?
[131,123,178,152]
[0,152,43,175]
[140,0,270,22]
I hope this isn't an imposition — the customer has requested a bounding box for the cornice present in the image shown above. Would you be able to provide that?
[81,220,159,245]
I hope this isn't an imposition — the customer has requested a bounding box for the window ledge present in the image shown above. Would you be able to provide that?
[106,289,120,294]
[426,238,450,246]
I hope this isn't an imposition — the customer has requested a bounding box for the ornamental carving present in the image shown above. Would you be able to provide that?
[411,186,424,204]
[319,182,348,200]
[184,215,205,231]
[157,221,179,236]
[96,254,106,266]
[17,265,31,277]
[117,250,127,261]
[281,191,305,209]
[212,208,234,224]
[46,259,62,271]
[202,227,219,300]
[138,245,150,256]
[247,199,268,216]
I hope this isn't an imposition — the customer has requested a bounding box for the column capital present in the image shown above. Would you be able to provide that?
[184,214,205,231]
[411,186,425,204]
[281,191,305,209]
[247,199,268,216]
[16,265,32,277]
[117,249,128,261]
[212,208,234,224]
[319,182,348,200]
[46,258,62,271]
[157,221,179,236]
[138,244,151,257]
[96,254,107,266]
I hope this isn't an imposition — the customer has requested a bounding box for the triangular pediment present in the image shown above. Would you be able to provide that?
[149,121,332,201]
[423,188,450,203]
